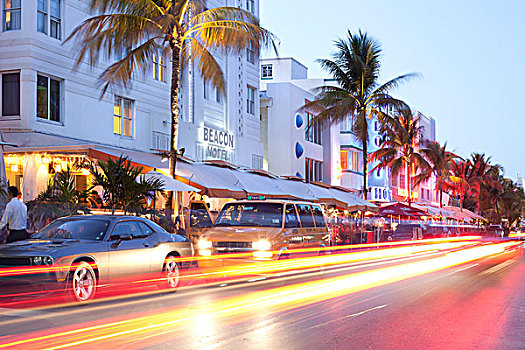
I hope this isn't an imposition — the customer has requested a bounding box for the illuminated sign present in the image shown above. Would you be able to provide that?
[370,186,392,202]
[202,126,234,148]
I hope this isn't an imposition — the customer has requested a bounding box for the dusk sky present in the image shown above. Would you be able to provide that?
[260,0,524,181]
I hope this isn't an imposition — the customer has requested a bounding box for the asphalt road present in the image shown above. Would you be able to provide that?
[0,245,524,350]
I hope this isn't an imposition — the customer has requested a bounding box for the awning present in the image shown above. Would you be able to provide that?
[411,203,456,219]
[379,203,426,218]
[140,171,199,192]
[328,187,379,212]
[231,171,291,198]
[444,206,486,222]
[273,178,317,201]
[174,160,246,198]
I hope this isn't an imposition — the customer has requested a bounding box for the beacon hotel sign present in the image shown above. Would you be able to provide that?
[196,126,235,162]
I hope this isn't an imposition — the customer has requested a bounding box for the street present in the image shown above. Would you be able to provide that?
[0,241,523,349]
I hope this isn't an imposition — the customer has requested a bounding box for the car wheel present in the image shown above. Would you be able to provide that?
[162,255,180,292]
[70,262,96,302]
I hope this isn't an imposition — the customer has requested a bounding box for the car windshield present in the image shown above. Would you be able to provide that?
[34,218,111,241]
[215,202,283,228]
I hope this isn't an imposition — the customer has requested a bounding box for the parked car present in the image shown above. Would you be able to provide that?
[0,215,192,302]
[196,199,330,268]
[486,224,505,238]
[389,223,427,241]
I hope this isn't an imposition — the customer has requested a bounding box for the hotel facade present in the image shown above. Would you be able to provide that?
[0,0,263,201]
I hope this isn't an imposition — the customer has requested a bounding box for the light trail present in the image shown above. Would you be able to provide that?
[0,240,520,350]
[0,236,483,278]
[0,237,482,307]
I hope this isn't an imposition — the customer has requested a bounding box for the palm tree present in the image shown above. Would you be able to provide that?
[468,153,497,215]
[87,156,163,214]
[302,31,417,199]
[449,159,472,211]
[66,0,276,210]
[369,108,429,206]
[415,141,457,207]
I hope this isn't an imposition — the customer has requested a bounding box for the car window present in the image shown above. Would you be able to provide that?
[215,202,283,228]
[284,204,300,228]
[296,204,315,228]
[190,202,213,228]
[112,221,144,239]
[35,219,110,241]
[311,205,326,228]
[136,221,155,237]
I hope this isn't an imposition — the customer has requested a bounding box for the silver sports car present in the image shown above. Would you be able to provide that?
[0,215,193,302]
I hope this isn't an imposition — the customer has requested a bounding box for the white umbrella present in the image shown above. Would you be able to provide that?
[140,171,199,192]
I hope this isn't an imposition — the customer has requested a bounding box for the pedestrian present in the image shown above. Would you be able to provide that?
[0,186,29,244]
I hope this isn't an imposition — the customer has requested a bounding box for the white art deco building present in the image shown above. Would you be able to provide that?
[0,0,263,200]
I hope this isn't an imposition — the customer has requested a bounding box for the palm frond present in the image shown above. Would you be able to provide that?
[98,37,161,96]
[65,13,165,70]
[181,37,225,94]
[185,7,278,56]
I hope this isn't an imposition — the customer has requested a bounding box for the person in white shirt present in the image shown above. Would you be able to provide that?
[0,186,29,243]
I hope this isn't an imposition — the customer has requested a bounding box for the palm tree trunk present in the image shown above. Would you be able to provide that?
[166,39,182,213]
[477,184,482,215]
[362,141,368,200]
[439,183,443,208]
[460,192,464,212]
[407,161,412,207]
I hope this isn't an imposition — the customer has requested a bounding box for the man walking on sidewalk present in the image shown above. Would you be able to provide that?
[1,186,28,243]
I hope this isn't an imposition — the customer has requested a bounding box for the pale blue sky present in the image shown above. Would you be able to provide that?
[260,0,524,180]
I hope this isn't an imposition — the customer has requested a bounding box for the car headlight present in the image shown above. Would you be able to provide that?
[252,240,272,251]
[197,240,212,250]
[32,256,54,266]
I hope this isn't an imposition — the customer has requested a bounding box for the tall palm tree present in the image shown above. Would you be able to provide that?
[369,108,429,206]
[302,30,418,199]
[66,0,276,210]
[468,153,497,215]
[415,141,457,207]
[449,159,472,211]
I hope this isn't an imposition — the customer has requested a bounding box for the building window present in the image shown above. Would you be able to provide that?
[37,0,47,34]
[37,74,61,122]
[246,0,254,14]
[37,0,61,39]
[2,72,20,116]
[252,154,263,170]
[391,172,398,187]
[305,112,321,145]
[246,86,256,115]
[246,42,256,64]
[340,147,362,173]
[113,96,134,137]
[3,0,21,31]
[50,0,60,39]
[203,79,209,100]
[399,170,406,189]
[341,147,363,173]
[261,64,273,79]
[152,51,166,82]
[215,88,222,104]
[305,158,323,182]
[340,115,352,132]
